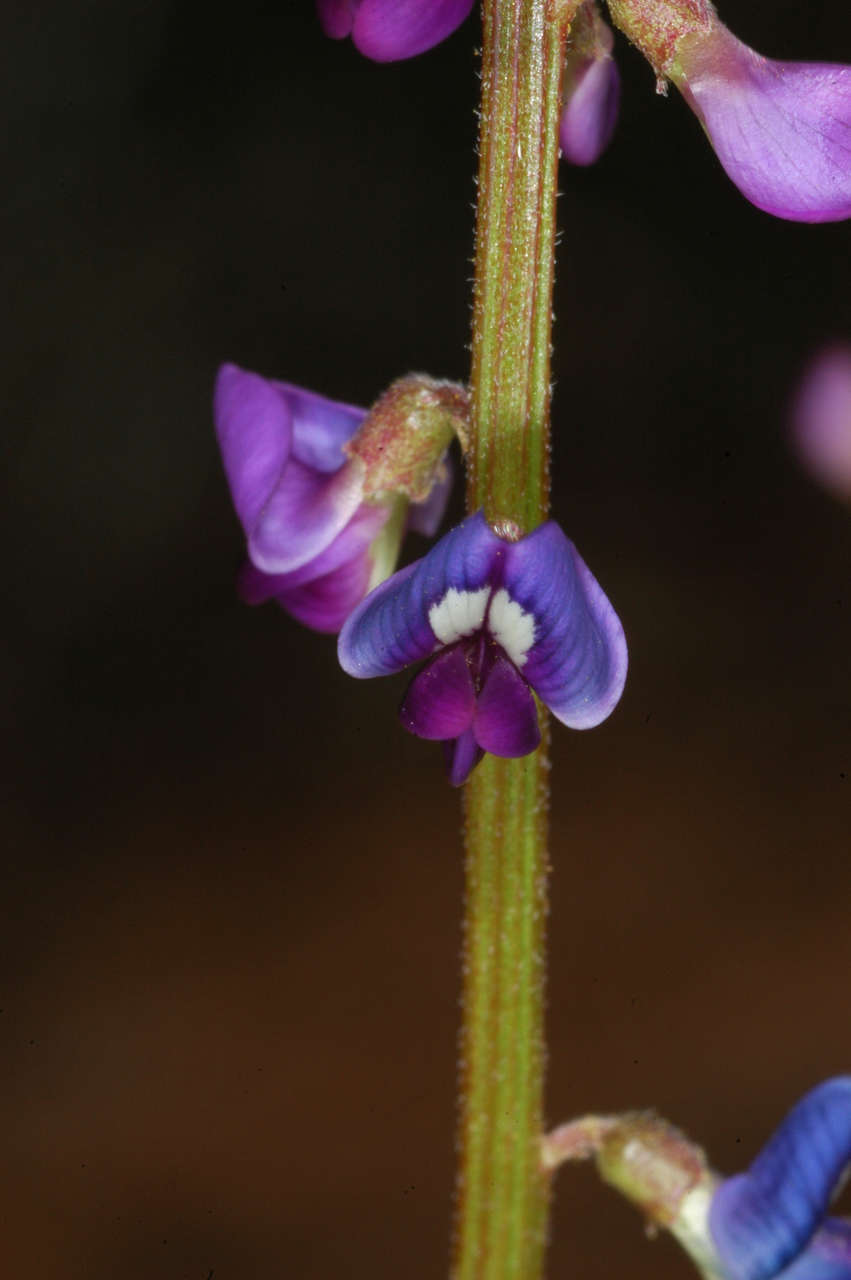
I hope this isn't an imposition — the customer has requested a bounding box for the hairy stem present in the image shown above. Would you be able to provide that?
[453,1,572,1277]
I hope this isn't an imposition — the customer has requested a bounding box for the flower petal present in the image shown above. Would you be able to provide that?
[709,1078,851,1280]
[351,0,474,62]
[214,363,294,534]
[560,55,621,166]
[237,501,388,600]
[248,455,366,575]
[502,523,627,729]
[791,346,851,501]
[473,653,541,757]
[400,644,477,740]
[317,0,357,40]
[444,729,484,787]
[338,511,502,678]
[675,28,851,222]
[214,364,369,574]
[275,552,375,634]
[776,1220,851,1280]
[274,379,365,474]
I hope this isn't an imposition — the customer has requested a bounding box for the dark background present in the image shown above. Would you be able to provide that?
[2,2,850,1277]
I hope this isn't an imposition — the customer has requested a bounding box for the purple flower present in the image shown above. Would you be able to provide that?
[316,0,475,62]
[672,25,851,222]
[791,346,851,501]
[214,364,452,634]
[560,3,621,167]
[338,511,627,785]
[708,1078,851,1280]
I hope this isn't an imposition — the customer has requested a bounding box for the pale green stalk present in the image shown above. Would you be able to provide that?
[453,1,573,1277]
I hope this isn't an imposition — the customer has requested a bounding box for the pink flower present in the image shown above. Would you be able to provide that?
[606,0,851,221]
[672,24,851,222]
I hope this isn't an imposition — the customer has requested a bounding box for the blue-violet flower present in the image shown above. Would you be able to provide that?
[791,346,851,502]
[588,1078,851,1280]
[338,510,628,785]
[316,0,475,62]
[214,364,457,634]
[560,2,621,167]
[709,1078,851,1280]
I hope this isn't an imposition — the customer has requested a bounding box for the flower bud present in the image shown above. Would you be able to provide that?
[560,2,621,166]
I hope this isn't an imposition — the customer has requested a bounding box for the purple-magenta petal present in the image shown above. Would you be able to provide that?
[351,0,474,62]
[338,511,502,678]
[214,363,369,574]
[405,456,453,537]
[710,1078,851,1280]
[275,552,375,634]
[274,379,365,474]
[778,1219,851,1280]
[560,56,621,166]
[400,644,476,740]
[473,653,541,757]
[237,501,388,601]
[676,28,851,222]
[502,523,627,729]
[247,454,365,575]
[444,728,484,787]
[317,0,357,40]
[791,346,851,501]
[214,363,294,534]
[240,528,376,632]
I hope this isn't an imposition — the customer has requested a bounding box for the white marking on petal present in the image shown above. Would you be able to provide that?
[669,1180,727,1280]
[428,587,490,646]
[487,589,535,668]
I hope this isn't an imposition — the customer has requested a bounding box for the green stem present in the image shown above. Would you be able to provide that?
[453,1,572,1277]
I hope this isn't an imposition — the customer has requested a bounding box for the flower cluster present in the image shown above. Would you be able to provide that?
[215,372,627,782]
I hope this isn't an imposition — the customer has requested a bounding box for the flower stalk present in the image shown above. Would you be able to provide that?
[455,0,574,1276]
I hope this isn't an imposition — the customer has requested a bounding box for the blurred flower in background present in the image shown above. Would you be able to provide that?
[790,346,851,502]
